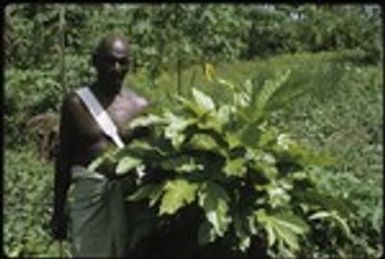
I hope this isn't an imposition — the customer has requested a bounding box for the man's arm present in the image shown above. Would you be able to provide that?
[52,96,73,239]
[121,93,151,143]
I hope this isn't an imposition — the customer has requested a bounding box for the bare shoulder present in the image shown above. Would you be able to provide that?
[62,91,90,121]
[121,87,149,110]
[61,90,86,117]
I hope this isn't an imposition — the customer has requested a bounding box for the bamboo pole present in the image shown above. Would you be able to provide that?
[59,5,66,95]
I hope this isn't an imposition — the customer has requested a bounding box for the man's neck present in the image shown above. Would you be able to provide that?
[91,81,121,103]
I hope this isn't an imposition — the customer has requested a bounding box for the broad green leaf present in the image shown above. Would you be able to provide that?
[176,95,207,117]
[124,139,167,158]
[164,112,195,149]
[216,77,235,90]
[198,182,231,236]
[309,211,331,220]
[159,156,203,173]
[253,70,291,121]
[239,123,262,149]
[188,133,220,152]
[225,132,242,149]
[159,179,199,215]
[298,190,352,218]
[223,158,247,177]
[309,210,352,238]
[197,113,223,134]
[217,105,233,125]
[251,150,278,179]
[266,224,276,247]
[192,87,216,111]
[265,182,291,208]
[256,210,309,251]
[127,183,163,203]
[234,91,251,108]
[88,148,118,171]
[234,212,251,251]
[198,220,217,245]
[257,126,279,148]
[148,183,166,207]
[331,212,352,238]
[128,114,165,129]
[116,156,142,175]
[271,135,335,167]
[87,155,107,172]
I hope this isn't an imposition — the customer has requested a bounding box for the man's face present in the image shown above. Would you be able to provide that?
[96,38,129,90]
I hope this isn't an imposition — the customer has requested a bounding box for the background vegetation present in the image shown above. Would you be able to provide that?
[4,3,382,258]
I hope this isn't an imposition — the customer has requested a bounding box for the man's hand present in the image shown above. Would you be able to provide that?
[50,213,68,240]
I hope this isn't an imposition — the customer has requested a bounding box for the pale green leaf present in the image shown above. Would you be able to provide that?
[266,224,276,247]
[148,183,165,207]
[198,220,217,245]
[159,156,203,173]
[198,182,231,236]
[192,87,216,111]
[216,77,235,90]
[128,114,165,129]
[309,210,352,238]
[225,132,242,149]
[223,158,247,177]
[331,212,352,238]
[188,133,221,152]
[176,95,207,117]
[164,112,195,149]
[116,156,142,175]
[197,113,223,134]
[309,211,331,220]
[254,70,291,121]
[256,210,309,251]
[159,179,199,215]
[127,184,163,203]
[217,105,232,125]
[234,212,251,251]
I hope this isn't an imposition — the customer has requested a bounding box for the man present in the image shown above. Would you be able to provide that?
[51,33,148,257]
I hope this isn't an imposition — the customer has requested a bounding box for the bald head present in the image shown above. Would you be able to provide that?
[92,33,130,69]
[92,33,131,92]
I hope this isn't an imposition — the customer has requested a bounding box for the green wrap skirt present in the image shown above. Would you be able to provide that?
[68,165,131,258]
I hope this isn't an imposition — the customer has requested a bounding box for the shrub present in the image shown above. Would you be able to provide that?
[91,74,355,258]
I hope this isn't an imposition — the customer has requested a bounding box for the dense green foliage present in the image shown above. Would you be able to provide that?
[93,75,354,258]
[4,3,382,258]
[4,149,71,257]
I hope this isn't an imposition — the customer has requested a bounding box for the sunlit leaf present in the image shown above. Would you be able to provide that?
[256,210,309,251]
[159,179,199,215]
[198,220,217,245]
[116,156,142,175]
[223,158,247,177]
[198,181,231,236]
[127,183,164,204]
[163,112,195,149]
[234,212,251,251]
[188,133,221,152]
[192,87,216,111]
[128,114,165,129]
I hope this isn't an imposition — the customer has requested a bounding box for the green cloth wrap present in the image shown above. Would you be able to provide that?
[68,165,131,257]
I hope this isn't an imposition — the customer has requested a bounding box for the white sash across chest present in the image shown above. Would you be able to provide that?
[75,87,125,149]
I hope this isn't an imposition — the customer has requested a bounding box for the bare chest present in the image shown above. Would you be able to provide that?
[73,88,148,148]
[107,95,138,133]
[88,91,147,138]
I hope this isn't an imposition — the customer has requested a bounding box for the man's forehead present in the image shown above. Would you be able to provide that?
[99,37,129,58]
[109,39,128,58]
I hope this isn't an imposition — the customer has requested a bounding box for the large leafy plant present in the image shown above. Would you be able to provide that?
[90,73,354,257]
